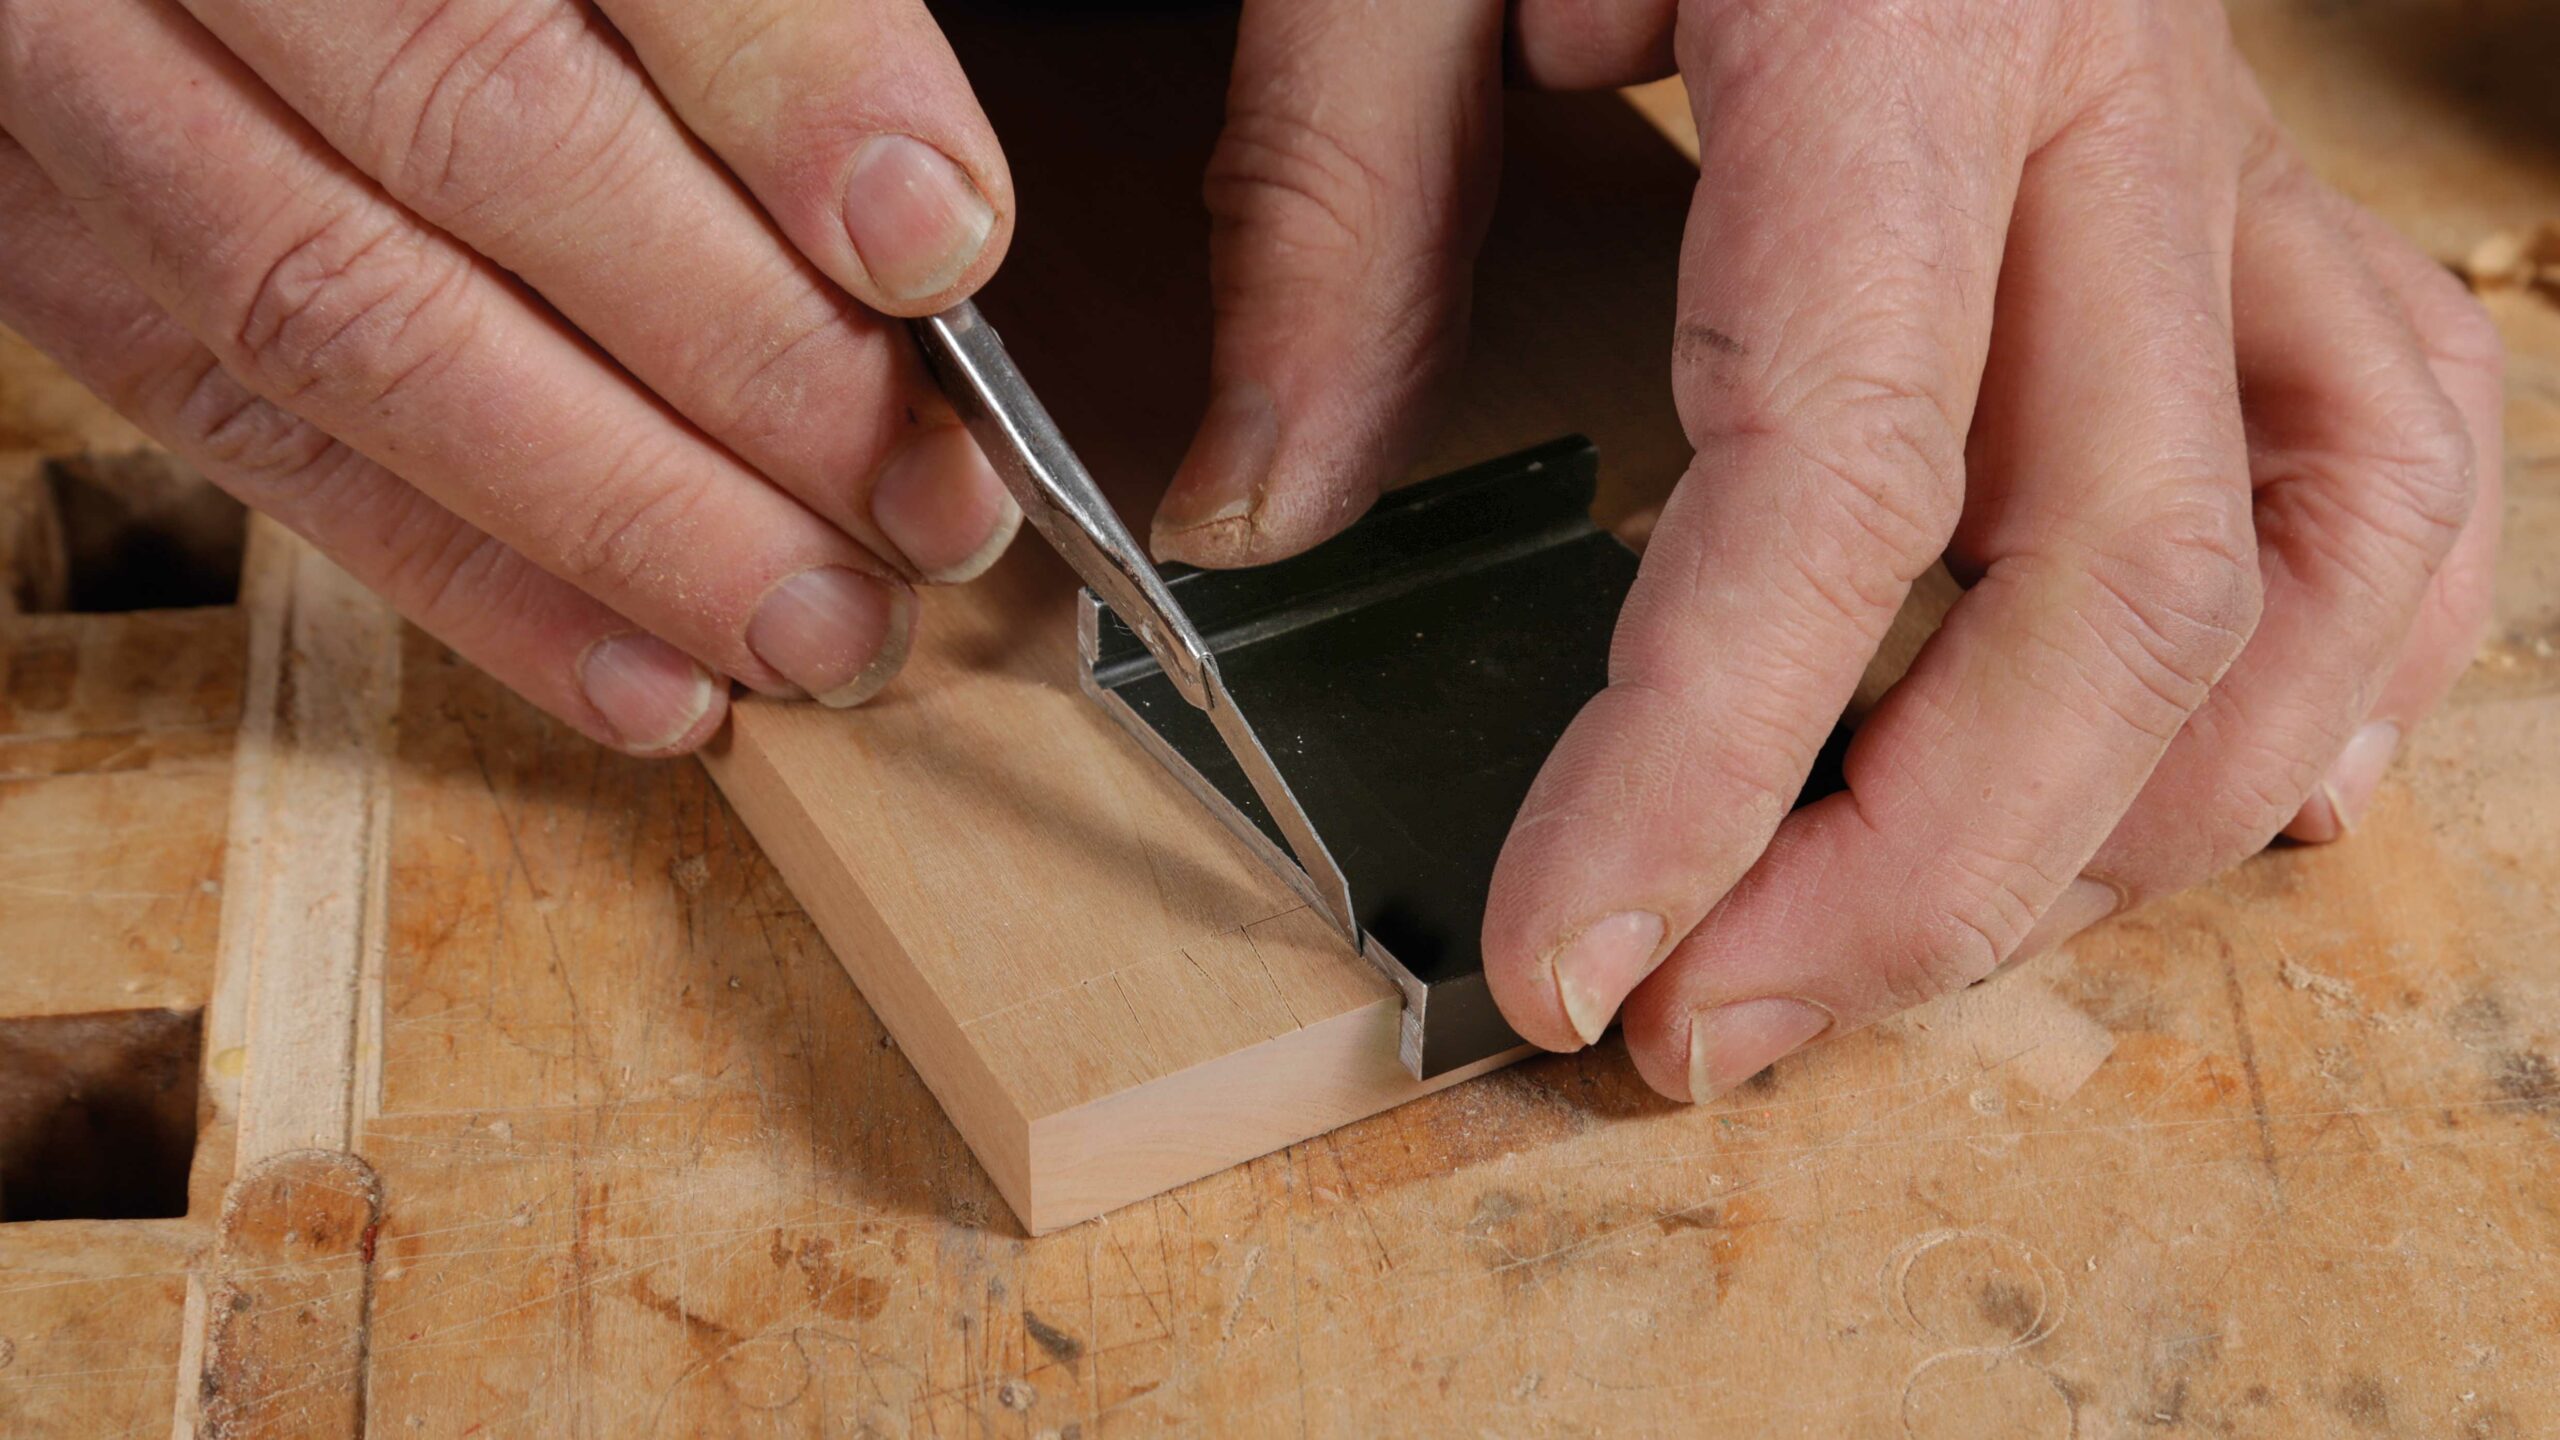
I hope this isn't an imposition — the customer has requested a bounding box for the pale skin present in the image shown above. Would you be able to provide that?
[0,0,2501,1104]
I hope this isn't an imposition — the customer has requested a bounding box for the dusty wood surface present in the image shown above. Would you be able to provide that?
[3,3,2558,1434]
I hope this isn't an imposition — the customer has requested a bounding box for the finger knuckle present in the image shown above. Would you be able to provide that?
[362,3,646,221]
[2264,388,2476,594]
[2133,760,2308,903]
[386,520,528,642]
[1883,852,2050,1007]
[2060,0,2231,107]
[2080,490,2263,718]
[1693,699,1821,825]
[2233,104,2307,202]
[696,298,851,460]
[1202,101,1387,260]
[1810,385,1967,566]
[2368,384,2480,552]
[224,210,481,416]
[549,439,719,594]
[2180,694,2330,855]
[2213,736,2325,854]
[1709,383,1965,633]
[166,355,339,495]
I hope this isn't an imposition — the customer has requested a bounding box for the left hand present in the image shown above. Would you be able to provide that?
[1149,0,2504,1101]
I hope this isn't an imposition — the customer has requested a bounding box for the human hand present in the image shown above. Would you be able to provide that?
[1156,0,2504,1099]
[0,0,1021,754]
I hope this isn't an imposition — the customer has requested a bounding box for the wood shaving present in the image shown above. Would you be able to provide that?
[2280,958,2399,1030]
[2462,223,2560,304]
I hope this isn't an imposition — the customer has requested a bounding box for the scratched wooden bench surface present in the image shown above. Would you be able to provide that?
[4,3,2558,1434]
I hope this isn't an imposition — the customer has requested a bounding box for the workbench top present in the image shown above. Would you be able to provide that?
[4,3,2557,1434]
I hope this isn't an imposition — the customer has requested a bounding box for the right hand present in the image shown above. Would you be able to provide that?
[0,0,1021,754]
[1150,0,2502,1105]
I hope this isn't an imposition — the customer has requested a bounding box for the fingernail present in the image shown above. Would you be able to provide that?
[841,134,995,303]
[746,565,915,708]
[1685,998,1831,1103]
[579,632,717,754]
[1152,382,1276,560]
[2006,877,2122,971]
[871,425,1022,583]
[2294,721,2402,843]
[1548,911,1666,1047]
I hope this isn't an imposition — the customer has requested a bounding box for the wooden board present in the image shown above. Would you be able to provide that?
[705,646,1518,1235]
[3,2,2560,1433]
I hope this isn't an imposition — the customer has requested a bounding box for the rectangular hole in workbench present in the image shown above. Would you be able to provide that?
[8,453,246,614]
[0,1007,202,1221]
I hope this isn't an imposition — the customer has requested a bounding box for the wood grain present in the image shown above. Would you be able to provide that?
[212,519,401,1165]
[2,2,2558,1433]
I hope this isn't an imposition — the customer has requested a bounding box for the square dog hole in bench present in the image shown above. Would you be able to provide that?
[0,1007,202,1221]
[3,451,246,614]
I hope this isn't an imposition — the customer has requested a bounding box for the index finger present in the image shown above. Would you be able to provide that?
[1479,1,2040,1051]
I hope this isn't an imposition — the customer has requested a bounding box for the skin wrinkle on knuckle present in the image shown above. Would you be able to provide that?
[1868,837,2064,1006]
[2079,489,2264,678]
[2257,464,2462,610]
[700,289,878,462]
[363,1,631,222]
[2047,0,2218,124]
[2232,109,2305,204]
[1976,576,2188,750]
[388,519,545,646]
[2106,686,2339,899]
[2123,787,2295,900]
[2365,394,2481,549]
[78,305,379,527]
[1203,103,1395,263]
[2053,571,2242,742]
[1696,362,1965,527]
[168,358,339,489]
[2212,738,2330,852]
[29,277,177,413]
[1947,835,2063,939]
[546,429,727,594]
[1881,908,2007,1014]
[1622,675,1807,834]
[2267,324,2478,558]
[224,207,482,415]
[1788,466,1947,623]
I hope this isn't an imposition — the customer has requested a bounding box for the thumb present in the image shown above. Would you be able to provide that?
[1151,0,1506,567]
